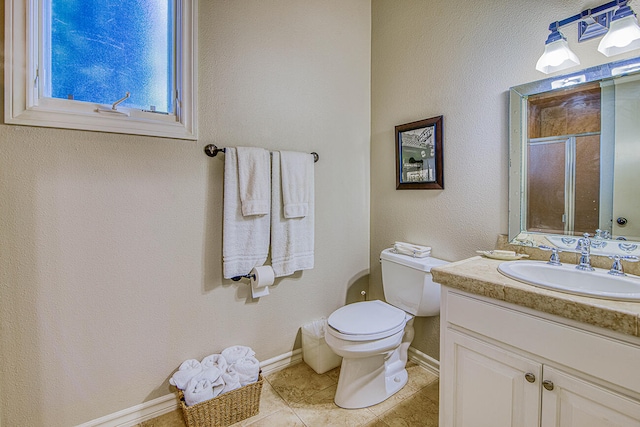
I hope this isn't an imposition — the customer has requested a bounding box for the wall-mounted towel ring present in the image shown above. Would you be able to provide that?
[204,144,319,163]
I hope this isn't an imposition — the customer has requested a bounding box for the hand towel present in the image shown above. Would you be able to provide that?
[279,151,314,218]
[236,147,271,216]
[201,354,228,372]
[394,241,431,258]
[231,356,261,386]
[271,151,314,277]
[223,148,270,279]
[220,369,242,394]
[221,345,256,365]
[169,359,203,390]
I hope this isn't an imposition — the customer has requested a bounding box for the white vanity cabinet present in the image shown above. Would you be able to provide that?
[440,287,640,427]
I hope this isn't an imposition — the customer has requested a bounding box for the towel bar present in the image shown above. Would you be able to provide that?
[204,144,319,163]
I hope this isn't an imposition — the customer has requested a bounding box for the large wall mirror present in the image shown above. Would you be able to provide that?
[509,56,640,255]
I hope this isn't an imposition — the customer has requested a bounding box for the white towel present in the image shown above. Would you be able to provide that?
[394,241,432,258]
[183,367,225,406]
[279,151,313,218]
[200,366,226,398]
[169,359,203,390]
[221,345,256,365]
[271,151,315,277]
[201,354,228,372]
[223,148,271,279]
[236,147,271,216]
[220,369,242,394]
[231,356,261,386]
[183,378,214,407]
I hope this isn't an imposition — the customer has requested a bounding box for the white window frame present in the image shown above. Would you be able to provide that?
[4,0,198,140]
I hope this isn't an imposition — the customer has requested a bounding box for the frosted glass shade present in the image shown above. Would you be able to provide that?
[598,15,640,57]
[536,39,581,74]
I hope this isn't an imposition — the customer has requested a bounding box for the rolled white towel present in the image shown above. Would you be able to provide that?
[199,366,226,398]
[169,359,203,390]
[183,366,225,406]
[220,368,242,394]
[201,354,228,371]
[221,345,256,365]
[231,356,260,386]
[183,377,214,407]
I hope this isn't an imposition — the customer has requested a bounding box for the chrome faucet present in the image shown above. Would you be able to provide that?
[608,255,639,276]
[576,233,595,271]
[538,245,562,266]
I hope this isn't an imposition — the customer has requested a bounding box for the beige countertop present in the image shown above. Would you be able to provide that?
[431,256,640,338]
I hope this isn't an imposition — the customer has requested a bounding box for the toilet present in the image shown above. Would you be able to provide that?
[324,247,448,409]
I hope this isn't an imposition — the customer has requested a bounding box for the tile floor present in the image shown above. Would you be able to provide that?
[137,361,439,427]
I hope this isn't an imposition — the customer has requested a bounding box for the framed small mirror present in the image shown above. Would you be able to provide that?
[395,115,444,190]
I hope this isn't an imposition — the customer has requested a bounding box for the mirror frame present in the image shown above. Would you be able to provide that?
[508,56,640,250]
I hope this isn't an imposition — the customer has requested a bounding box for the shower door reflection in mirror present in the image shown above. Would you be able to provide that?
[509,56,640,246]
[526,83,602,236]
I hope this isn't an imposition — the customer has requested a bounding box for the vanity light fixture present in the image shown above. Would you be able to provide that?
[535,28,581,74]
[598,3,640,56]
[537,0,640,74]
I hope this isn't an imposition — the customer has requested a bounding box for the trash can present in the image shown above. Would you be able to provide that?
[301,318,342,374]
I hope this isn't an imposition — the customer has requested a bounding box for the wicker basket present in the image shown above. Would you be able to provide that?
[178,375,263,427]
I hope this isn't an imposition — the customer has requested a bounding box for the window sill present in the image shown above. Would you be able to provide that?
[5,104,197,140]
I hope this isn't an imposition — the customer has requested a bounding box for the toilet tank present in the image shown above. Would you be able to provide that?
[380,248,449,316]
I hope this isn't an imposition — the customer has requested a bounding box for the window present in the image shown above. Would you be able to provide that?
[5,0,197,140]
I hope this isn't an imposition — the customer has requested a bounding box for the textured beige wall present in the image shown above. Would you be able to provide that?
[0,1,371,425]
[370,0,638,360]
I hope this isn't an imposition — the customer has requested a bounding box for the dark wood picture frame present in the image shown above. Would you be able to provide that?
[395,115,444,190]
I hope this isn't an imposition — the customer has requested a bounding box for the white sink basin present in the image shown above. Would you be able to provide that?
[498,260,640,301]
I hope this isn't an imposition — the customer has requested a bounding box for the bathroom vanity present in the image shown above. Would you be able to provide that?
[432,256,640,427]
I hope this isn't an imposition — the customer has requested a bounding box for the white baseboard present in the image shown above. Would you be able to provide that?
[75,349,304,427]
[408,346,440,376]
[75,393,179,427]
[259,348,303,375]
[76,347,435,427]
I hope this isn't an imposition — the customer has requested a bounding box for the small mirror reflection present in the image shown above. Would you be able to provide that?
[400,126,436,183]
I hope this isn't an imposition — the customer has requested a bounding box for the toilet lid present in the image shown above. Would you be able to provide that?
[328,300,407,336]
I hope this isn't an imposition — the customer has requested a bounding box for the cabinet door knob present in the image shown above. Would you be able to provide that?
[524,373,536,383]
[542,380,554,391]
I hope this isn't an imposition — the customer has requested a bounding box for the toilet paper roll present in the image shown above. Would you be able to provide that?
[251,266,274,298]
[251,266,275,288]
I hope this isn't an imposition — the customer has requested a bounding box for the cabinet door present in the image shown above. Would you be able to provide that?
[441,330,542,427]
[541,366,640,427]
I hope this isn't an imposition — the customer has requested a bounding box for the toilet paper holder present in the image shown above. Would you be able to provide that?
[231,273,256,282]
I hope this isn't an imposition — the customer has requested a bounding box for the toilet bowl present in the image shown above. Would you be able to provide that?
[325,248,448,409]
[325,300,415,408]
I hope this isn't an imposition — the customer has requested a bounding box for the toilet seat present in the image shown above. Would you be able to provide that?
[327,300,408,341]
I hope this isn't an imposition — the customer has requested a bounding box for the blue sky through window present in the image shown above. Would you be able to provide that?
[51,0,174,113]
